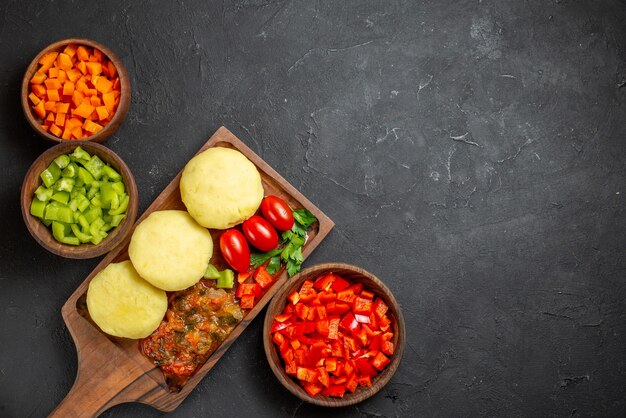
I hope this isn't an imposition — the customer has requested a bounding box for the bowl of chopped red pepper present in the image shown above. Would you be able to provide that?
[263,262,405,407]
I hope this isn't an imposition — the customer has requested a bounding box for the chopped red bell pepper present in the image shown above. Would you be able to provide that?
[357,375,372,387]
[340,312,359,332]
[316,305,327,320]
[299,286,318,302]
[360,290,375,300]
[321,384,346,397]
[270,319,293,333]
[337,289,355,303]
[313,274,336,291]
[371,352,390,371]
[240,294,255,309]
[373,298,389,319]
[316,319,330,336]
[353,296,373,315]
[274,313,292,323]
[327,317,340,340]
[303,382,323,397]
[297,367,319,383]
[346,373,358,392]
[330,276,350,291]
[325,357,338,372]
[354,358,377,377]
[295,303,309,320]
[254,266,274,289]
[317,366,330,387]
[347,283,363,294]
[288,290,300,305]
[381,340,394,355]
[319,291,337,303]
[237,271,251,284]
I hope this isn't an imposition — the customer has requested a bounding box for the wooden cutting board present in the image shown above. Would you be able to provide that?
[50,127,334,417]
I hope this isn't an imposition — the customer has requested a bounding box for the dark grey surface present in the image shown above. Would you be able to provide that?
[1,0,625,416]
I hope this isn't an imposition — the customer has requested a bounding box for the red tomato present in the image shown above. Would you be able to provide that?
[260,196,294,231]
[242,215,279,252]
[219,230,250,272]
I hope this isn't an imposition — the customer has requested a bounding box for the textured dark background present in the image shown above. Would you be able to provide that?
[1,0,625,417]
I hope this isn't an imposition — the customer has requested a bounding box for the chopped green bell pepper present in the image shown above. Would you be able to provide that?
[40,162,61,188]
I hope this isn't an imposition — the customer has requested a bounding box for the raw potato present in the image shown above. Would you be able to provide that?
[128,210,213,291]
[180,147,263,229]
[86,261,167,339]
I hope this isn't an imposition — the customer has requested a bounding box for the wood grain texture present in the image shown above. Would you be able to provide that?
[49,127,334,417]
[263,263,406,407]
[20,141,138,259]
[20,38,130,144]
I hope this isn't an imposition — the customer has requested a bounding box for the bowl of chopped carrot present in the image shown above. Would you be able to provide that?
[263,263,406,407]
[21,38,130,143]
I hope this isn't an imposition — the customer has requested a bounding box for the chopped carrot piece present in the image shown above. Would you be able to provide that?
[84,88,97,97]
[45,113,55,124]
[44,79,62,90]
[71,127,82,139]
[44,101,57,112]
[95,106,109,121]
[63,44,77,58]
[40,124,49,132]
[33,101,46,119]
[66,117,82,130]
[28,93,41,105]
[71,90,84,107]
[57,70,67,83]
[49,124,62,136]
[30,72,47,84]
[48,67,59,78]
[55,113,66,127]
[95,77,112,94]
[107,61,117,77]
[93,48,104,62]
[38,52,59,67]
[61,127,72,140]
[57,53,73,71]
[76,60,87,75]
[76,78,88,93]
[85,62,102,76]
[90,96,101,107]
[66,68,81,82]
[83,120,100,133]
[74,103,95,118]
[76,46,89,61]
[113,77,120,90]
[62,81,75,96]
[47,89,60,101]
[56,102,69,114]
[32,85,46,97]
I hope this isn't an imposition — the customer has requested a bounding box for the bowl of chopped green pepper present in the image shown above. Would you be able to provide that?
[21,142,138,258]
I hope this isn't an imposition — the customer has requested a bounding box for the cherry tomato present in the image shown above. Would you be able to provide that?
[219,230,250,272]
[242,215,279,252]
[260,196,294,231]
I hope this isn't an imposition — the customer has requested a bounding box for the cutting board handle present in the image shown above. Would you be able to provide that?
[49,309,153,417]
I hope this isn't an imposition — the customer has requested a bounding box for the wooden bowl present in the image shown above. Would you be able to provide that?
[263,262,406,407]
[21,142,138,258]
[21,38,131,144]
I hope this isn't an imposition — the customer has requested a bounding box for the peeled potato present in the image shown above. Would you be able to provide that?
[180,147,263,229]
[128,210,213,291]
[87,261,167,339]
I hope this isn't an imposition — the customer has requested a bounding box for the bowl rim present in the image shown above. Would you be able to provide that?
[263,262,406,407]
[20,141,138,259]
[20,37,131,144]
